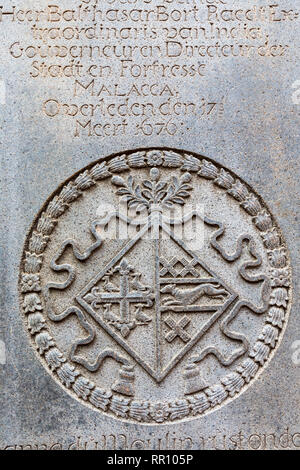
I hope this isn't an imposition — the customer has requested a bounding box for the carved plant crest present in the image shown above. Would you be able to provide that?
[112,168,193,212]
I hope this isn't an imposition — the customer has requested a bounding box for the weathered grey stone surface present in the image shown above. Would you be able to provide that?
[0,0,299,450]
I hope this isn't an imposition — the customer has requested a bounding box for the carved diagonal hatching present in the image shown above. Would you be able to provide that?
[20,149,292,423]
[178,258,200,277]
[159,257,179,277]
[164,316,191,343]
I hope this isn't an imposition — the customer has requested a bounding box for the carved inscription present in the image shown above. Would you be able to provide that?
[2,428,300,450]
[1,0,298,137]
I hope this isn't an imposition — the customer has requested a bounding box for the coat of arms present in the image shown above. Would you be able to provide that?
[77,169,237,385]
[20,150,291,422]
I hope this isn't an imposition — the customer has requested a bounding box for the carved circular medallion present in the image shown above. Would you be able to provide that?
[20,149,292,423]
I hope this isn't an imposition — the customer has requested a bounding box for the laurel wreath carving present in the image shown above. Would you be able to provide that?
[20,149,291,423]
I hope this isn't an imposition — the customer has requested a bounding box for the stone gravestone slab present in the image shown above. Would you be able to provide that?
[0,0,299,451]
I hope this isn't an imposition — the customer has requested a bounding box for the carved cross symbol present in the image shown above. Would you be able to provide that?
[164,316,191,343]
[96,259,151,324]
